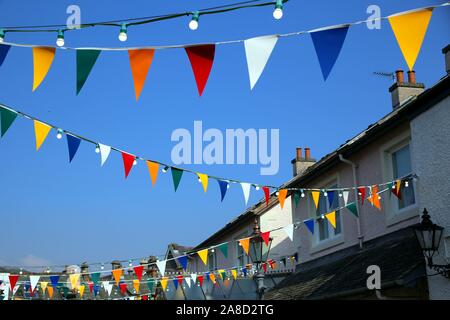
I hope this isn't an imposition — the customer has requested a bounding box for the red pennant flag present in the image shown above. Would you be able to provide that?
[119,282,127,295]
[133,266,144,282]
[198,275,204,287]
[177,275,184,285]
[261,231,271,246]
[121,152,135,178]
[185,45,215,96]
[262,187,270,207]
[358,187,366,205]
[9,275,19,290]
[88,282,94,293]
[262,263,267,273]
[392,181,402,199]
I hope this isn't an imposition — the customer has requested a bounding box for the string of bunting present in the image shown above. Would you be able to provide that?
[0,102,416,207]
[0,3,446,98]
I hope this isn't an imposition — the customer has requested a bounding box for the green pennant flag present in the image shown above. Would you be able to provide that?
[171,167,183,192]
[293,191,300,208]
[0,107,17,137]
[387,182,393,198]
[218,243,228,258]
[346,202,358,217]
[76,49,101,95]
[220,271,227,280]
[91,272,100,285]
[147,279,155,293]
[62,286,69,297]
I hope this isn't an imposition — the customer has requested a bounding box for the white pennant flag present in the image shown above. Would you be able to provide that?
[30,275,40,292]
[283,224,294,241]
[98,143,111,167]
[240,182,251,205]
[185,277,191,288]
[190,273,197,285]
[102,281,113,296]
[244,35,278,89]
[342,191,349,206]
[156,260,166,276]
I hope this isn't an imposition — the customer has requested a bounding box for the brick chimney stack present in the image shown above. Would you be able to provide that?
[292,147,316,176]
[443,44,450,74]
[389,69,425,109]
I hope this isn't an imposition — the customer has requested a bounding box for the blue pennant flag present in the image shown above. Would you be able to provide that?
[177,255,188,271]
[50,275,59,288]
[217,180,229,202]
[311,25,349,80]
[93,284,100,296]
[66,134,81,162]
[303,219,315,234]
[242,268,248,277]
[173,278,179,290]
[327,191,335,207]
[0,45,11,67]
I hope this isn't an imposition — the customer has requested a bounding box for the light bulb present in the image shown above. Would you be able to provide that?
[162,166,169,173]
[133,159,138,166]
[189,11,199,30]
[101,264,105,270]
[324,191,328,197]
[276,191,279,196]
[198,178,202,182]
[301,192,305,198]
[227,183,230,189]
[118,23,127,42]
[20,268,23,275]
[255,185,260,191]
[273,8,283,19]
[392,184,396,189]
[405,181,409,187]
[0,29,4,43]
[95,145,100,153]
[339,192,343,197]
[56,30,65,47]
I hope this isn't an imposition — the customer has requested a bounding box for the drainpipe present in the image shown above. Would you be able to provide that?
[338,154,363,249]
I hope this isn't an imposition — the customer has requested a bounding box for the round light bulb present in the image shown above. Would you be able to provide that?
[276,191,279,196]
[255,186,260,191]
[56,132,62,139]
[118,32,127,42]
[133,159,137,166]
[0,30,4,43]
[56,38,64,47]
[227,183,230,189]
[324,191,328,197]
[95,146,100,153]
[301,192,305,198]
[162,166,168,173]
[339,192,343,197]
[405,181,409,187]
[189,19,198,31]
[273,8,283,20]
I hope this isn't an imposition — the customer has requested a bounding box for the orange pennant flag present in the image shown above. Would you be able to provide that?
[128,49,155,100]
[239,237,250,255]
[209,273,216,283]
[368,185,382,210]
[47,286,54,299]
[112,269,123,285]
[278,189,288,209]
[146,161,159,185]
[133,279,140,293]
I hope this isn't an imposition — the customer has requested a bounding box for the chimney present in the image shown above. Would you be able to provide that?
[443,44,450,75]
[389,69,425,109]
[292,147,316,176]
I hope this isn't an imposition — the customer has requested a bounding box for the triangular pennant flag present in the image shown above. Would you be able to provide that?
[240,182,251,205]
[128,49,155,100]
[231,269,237,280]
[49,275,59,289]
[133,279,140,293]
[392,180,402,199]
[0,107,17,137]
[239,238,250,255]
[346,202,359,217]
[88,282,94,293]
[177,255,188,271]
[30,275,40,292]
[146,161,159,185]
[205,271,210,281]
[197,275,204,287]
[217,180,229,202]
[66,134,81,162]
[40,281,48,293]
[171,167,183,192]
[358,187,366,205]
[242,268,248,277]
[69,273,80,289]
[310,25,349,80]
[103,281,113,296]
[47,286,54,299]
[325,211,337,229]
[156,260,166,276]
[190,274,197,285]
[146,280,155,293]
[283,224,294,241]
[197,249,208,266]
[185,44,215,96]
[33,120,52,151]
[160,277,168,290]
[8,275,19,291]
[368,185,381,210]
[209,273,216,284]
[304,219,315,234]
[342,191,350,206]
[218,243,228,258]
[388,9,433,71]
[311,191,320,209]
[133,265,144,282]
[185,277,191,288]
[177,275,184,285]
[98,143,111,167]
[62,286,69,297]
[327,191,335,207]
[293,192,300,208]
[121,152,135,178]
[219,270,226,280]
[244,35,278,89]
[93,284,100,296]
[262,263,267,273]
[32,47,56,91]
[278,189,288,209]
[197,173,208,192]
[261,231,271,246]
[76,49,101,95]
[112,269,123,285]
[172,278,179,290]
[262,186,270,207]
[119,282,128,295]
[78,285,85,298]
[91,272,100,285]
[0,44,11,67]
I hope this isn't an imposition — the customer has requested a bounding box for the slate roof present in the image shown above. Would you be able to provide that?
[265,227,426,300]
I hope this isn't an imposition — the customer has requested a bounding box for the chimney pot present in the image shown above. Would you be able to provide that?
[296,148,302,161]
[305,148,311,160]
[395,70,404,83]
[407,70,416,84]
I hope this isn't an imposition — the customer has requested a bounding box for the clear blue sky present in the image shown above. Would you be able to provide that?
[0,0,448,269]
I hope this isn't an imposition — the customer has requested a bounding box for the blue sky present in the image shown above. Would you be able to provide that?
[0,0,448,269]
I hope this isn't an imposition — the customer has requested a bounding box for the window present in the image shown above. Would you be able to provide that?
[208,251,217,270]
[315,184,341,242]
[391,144,415,209]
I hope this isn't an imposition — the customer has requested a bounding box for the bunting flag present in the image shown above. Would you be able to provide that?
[156,260,167,276]
[32,47,56,91]
[358,187,366,205]
[93,284,100,296]
[262,186,270,207]
[283,224,294,241]
[197,275,204,287]
[160,277,168,290]
[76,49,101,95]
[146,161,159,185]
[121,152,135,178]
[197,173,209,192]
[134,265,144,282]
[218,243,228,258]
[262,263,267,273]
[209,273,216,284]
[278,189,288,209]
[128,49,155,100]
[185,277,191,288]
[119,282,127,295]
[147,279,155,293]
[392,180,402,199]
[98,143,111,166]
[244,35,278,89]
[78,285,85,298]
[103,281,113,296]
[388,9,433,71]
[242,268,248,277]
[342,190,350,206]
[171,167,183,191]
[91,272,100,285]
[240,182,251,205]
[327,191,335,207]
[217,180,229,202]
[304,219,315,234]
[311,191,320,209]
[8,275,19,291]
[261,231,271,246]
[88,282,94,293]
[368,185,381,210]
[190,274,197,285]
[172,278,179,290]
[293,191,300,208]
[47,286,54,299]
[197,249,208,266]
[0,107,17,137]
[69,273,80,289]
[66,134,81,162]
[0,44,11,67]
[239,237,250,255]
[133,279,140,293]
[280,257,286,267]
[177,255,188,271]
[177,275,184,285]
[49,275,59,289]
[185,44,215,96]
[310,25,349,80]
[325,211,337,229]
[231,269,237,280]
[33,120,52,151]
[30,275,40,292]
[40,281,48,293]
[112,269,123,285]
[346,202,358,217]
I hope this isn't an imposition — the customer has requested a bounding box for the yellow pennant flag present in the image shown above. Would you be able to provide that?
[325,211,336,229]
[47,286,54,299]
[218,269,225,280]
[160,277,168,290]
[311,191,320,209]
[78,285,85,298]
[40,281,48,293]
[69,273,80,289]
[278,189,288,209]
[239,237,250,255]
[388,9,433,71]
[368,185,382,210]
[32,47,56,91]
[133,279,140,293]
[112,269,123,285]
[197,173,209,193]
[209,273,216,283]
[146,161,159,185]
[197,249,209,265]
[33,120,52,151]
[231,269,237,280]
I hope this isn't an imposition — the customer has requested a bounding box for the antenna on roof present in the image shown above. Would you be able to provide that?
[373,71,395,81]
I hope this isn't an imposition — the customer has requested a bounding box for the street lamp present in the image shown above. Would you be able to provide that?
[249,219,272,299]
[413,208,449,278]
